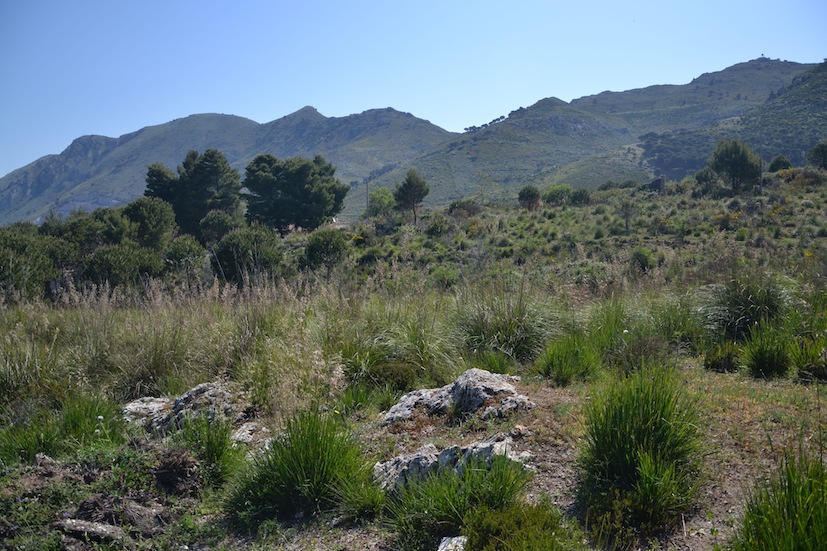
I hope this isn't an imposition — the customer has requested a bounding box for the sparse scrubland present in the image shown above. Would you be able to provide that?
[1,162,826,550]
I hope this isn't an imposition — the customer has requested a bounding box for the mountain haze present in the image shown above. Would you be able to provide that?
[0,58,823,225]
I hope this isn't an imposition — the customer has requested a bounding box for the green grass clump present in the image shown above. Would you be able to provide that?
[703,340,741,372]
[225,409,372,531]
[741,323,792,379]
[176,415,245,487]
[535,331,600,386]
[387,454,532,550]
[0,394,126,467]
[697,274,792,341]
[578,367,703,546]
[456,284,552,364]
[463,497,587,550]
[730,447,827,551]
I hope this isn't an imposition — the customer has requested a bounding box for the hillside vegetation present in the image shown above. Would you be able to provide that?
[1,147,826,549]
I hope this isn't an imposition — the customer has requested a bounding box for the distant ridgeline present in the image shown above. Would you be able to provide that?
[0,58,824,225]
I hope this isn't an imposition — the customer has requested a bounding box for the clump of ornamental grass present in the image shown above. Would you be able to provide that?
[176,415,245,487]
[225,409,373,532]
[741,322,792,379]
[730,446,827,551]
[455,281,553,364]
[387,454,532,550]
[463,496,587,550]
[535,331,601,386]
[0,393,126,467]
[695,273,793,342]
[578,367,704,548]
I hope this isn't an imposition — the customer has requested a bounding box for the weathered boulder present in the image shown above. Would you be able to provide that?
[55,519,130,547]
[122,397,172,432]
[373,432,531,492]
[121,381,271,449]
[382,368,534,425]
[438,536,467,551]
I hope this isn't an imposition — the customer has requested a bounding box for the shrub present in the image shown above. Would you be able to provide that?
[741,323,791,379]
[302,228,348,272]
[535,331,600,386]
[211,225,283,285]
[730,448,827,551]
[793,333,827,383]
[225,410,371,531]
[463,497,587,550]
[388,454,532,550]
[578,368,703,545]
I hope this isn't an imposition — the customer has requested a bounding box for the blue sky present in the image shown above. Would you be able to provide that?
[1,0,824,177]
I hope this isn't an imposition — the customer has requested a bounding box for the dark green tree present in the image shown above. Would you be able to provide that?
[768,155,792,173]
[199,209,245,248]
[145,149,243,240]
[807,141,827,170]
[121,196,177,250]
[708,139,762,193]
[0,223,70,300]
[245,154,349,235]
[394,169,429,224]
[518,185,541,210]
[364,187,395,219]
[211,225,284,285]
[302,228,348,273]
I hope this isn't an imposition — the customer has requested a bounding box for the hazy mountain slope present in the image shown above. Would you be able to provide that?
[639,61,827,180]
[363,58,816,200]
[0,109,456,224]
[0,58,819,224]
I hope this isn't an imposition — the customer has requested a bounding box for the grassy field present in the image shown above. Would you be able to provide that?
[1,167,826,549]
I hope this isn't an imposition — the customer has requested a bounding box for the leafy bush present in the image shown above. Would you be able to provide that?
[225,410,371,531]
[463,497,587,550]
[730,448,827,551]
[211,225,283,285]
[302,228,348,272]
[741,323,791,379]
[387,454,532,550]
[535,331,600,386]
[793,333,827,383]
[578,368,703,545]
[83,243,164,286]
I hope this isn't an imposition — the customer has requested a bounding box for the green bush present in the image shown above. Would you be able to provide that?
[463,497,587,550]
[535,331,600,386]
[578,368,703,545]
[302,228,348,272]
[741,323,791,379]
[211,225,283,285]
[792,333,827,383]
[731,448,827,551]
[225,410,371,531]
[388,454,532,550]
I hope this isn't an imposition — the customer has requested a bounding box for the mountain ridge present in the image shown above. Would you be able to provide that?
[1,58,823,225]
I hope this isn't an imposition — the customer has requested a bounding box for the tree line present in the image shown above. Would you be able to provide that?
[0,149,437,301]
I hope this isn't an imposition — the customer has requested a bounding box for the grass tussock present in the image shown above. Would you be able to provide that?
[225,409,374,531]
[731,446,827,551]
[578,367,704,547]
